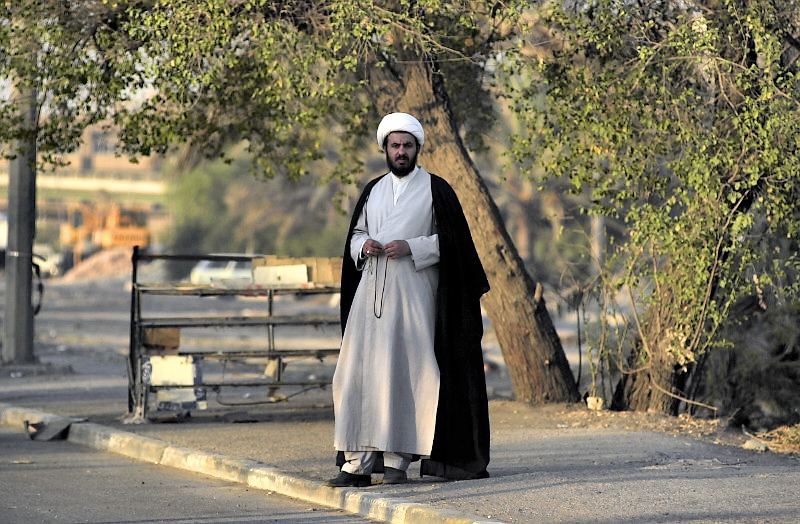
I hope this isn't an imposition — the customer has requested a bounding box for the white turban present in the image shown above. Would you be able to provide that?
[376,112,425,150]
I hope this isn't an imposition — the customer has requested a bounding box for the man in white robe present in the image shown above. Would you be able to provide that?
[328,113,491,487]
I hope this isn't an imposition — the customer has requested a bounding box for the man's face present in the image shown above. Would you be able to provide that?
[384,131,419,177]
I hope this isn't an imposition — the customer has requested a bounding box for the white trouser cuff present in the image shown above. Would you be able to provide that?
[341,451,413,474]
[341,450,378,475]
[383,452,413,471]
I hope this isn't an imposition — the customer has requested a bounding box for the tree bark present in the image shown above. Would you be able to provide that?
[612,340,683,414]
[365,57,580,403]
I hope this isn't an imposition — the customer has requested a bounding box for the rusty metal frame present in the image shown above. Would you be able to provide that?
[125,246,340,422]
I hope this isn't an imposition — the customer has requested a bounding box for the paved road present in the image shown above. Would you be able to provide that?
[0,425,371,523]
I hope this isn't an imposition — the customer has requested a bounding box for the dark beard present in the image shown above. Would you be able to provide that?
[386,150,417,177]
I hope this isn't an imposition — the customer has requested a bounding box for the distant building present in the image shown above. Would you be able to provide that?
[0,124,167,199]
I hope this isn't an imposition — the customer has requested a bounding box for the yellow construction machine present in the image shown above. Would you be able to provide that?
[59,202,151,264]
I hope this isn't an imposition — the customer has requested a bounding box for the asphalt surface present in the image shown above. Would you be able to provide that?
[1,275,800,523]
[0,425,370,523]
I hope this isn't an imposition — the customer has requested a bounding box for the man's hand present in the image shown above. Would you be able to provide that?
[363,239,384,257]
[384,240,411,259]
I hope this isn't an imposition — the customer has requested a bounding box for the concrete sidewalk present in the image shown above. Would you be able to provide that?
[1,366,799,524]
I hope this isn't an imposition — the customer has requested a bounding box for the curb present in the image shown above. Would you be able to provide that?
[0,403,504,524]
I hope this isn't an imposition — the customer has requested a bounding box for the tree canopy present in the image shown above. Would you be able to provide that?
[507,0,800,412]
[3,1,523,174]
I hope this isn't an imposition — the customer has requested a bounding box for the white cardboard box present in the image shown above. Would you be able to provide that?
[253,264,310,286]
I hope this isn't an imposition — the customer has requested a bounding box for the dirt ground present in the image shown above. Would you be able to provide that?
[489,399,745,447]
[491,399,800,458]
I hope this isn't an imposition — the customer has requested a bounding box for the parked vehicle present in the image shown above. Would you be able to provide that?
[188,257,254,285]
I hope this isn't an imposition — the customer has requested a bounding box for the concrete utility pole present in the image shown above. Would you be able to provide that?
[3,84,38,364]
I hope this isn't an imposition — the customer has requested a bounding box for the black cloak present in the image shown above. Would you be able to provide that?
[338,172,491,480]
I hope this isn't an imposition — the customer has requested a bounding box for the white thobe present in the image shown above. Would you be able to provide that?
[333,167,440,456]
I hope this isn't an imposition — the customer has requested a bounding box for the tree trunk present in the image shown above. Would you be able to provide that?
[612,340,683,414]
[365,58,580,403]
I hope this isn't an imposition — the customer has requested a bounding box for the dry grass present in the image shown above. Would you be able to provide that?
[758,424,800,455]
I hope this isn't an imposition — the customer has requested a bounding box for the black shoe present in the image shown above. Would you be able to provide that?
[326,471,371,487]
[382,467,408,485]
